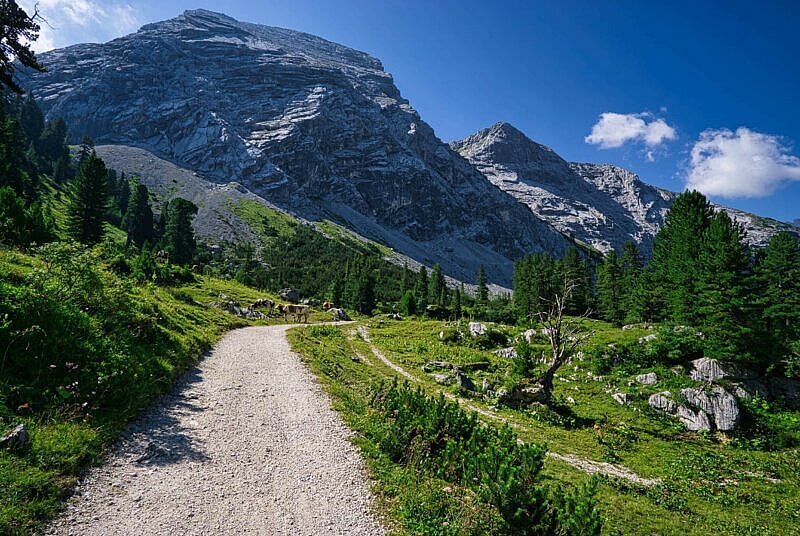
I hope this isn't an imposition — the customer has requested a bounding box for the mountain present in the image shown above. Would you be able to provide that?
[453,122,795,253]
[23,9,570,286]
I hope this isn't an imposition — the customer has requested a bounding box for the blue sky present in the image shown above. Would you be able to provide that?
[20,0,800,222]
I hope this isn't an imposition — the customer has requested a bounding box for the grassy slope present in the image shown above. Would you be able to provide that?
[0,248,282,534]
[290,319,800,535]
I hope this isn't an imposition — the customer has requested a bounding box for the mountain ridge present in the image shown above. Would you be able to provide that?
[453,121,795,253]
[24,9,572,286]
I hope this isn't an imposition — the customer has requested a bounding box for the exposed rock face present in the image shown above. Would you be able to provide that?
[25,9,569,286]
[0,424,28,451]
[648,392,676,413]
[682,386,740,431]
[676,405,712,432]
[453,122,797,253]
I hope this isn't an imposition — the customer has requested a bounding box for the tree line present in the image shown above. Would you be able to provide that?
[513,190,800,373]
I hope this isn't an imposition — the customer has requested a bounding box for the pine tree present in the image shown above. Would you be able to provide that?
[428,263,446,306]
[596,250,625,326]
[754,232,800,358]
[561,247,590,315]
[353,271,376,314]
[0,0,46,95]
[696,211,751,361]
[162,198,198,265]
[0,105,26,194]
[326,278,343,306]
[399,289,417,316]
[620,241,643,323]
[477,264,489,303]
[66,151,109,245]
[124,182,155,248]
[452,286,462,318]
[648,191,714,324]
[38,118,70,174]
[414,265,429,312]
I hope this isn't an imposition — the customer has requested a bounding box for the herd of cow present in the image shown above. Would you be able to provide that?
[249,298,338,323]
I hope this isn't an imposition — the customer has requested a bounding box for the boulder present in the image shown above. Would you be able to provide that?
[278,288,300,303]
[731,379,771,401]
[648,392,677,413]
[689,357,757,382]
[636,372,658,385]
[301,298,320,306]
[0,424,28,451]
[330,308,351,321]
[612,392,632,405]
[469,322,487,337]
[495,347,517,359]
[638,333,658,344]
[432,374,453,385]
[676,405,711,431]
[455,372,476,391]
[682,386,740,431]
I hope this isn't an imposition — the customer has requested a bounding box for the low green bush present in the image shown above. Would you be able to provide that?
[369,381,601,535]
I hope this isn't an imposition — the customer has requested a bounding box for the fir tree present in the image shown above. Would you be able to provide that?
[162,198,198,265]
[451,286,462,319]
[620,241,643,323]
[696,211,751,361]
[428,263,446,306]
[756,232,800,347]
[648,190,714,324]
[0,0,46,95]
[124,182,155,248]
[353,270,376,314]
[561,247,590,315]
[66,151,109,245]
[596,250,625,326]
[415,265,429,312]
[38,118,70,173]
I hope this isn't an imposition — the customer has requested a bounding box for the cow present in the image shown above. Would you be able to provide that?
[250,298,275,315]
[322,300,334,311]
[278,303,311,323]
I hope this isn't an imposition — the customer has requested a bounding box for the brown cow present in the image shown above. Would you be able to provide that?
[250,298,275,315]
[322,300,334,311]
[278,303,311,323]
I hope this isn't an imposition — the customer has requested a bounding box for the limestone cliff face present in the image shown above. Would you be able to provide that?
[26,9,569,285]
[453,122,794,253]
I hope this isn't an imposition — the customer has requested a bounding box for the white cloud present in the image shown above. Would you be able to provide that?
[585,112,677,150]
[686,127,800,198]
[18,0,141,53]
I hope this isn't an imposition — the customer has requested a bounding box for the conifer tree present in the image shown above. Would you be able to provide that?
[696,211,751,361]
[596,250,625,326]
[162,197,198,265]
[756,232,800,347]
[38,118,70,173]
[124,182,155,248]
[415,265,429,312]
[561,247,590,315]
[0,106,26,194]
[66,151,109,245]
[620,241,643,323]
[648,191,714,324]
[452,285,462,318]
[0,0,46,95]
[326,278,343,306]
[428,263,446,306]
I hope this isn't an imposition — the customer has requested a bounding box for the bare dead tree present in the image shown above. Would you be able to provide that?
[534,276,594,404]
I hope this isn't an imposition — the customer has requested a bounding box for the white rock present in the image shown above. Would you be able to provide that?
[636,372,658,385]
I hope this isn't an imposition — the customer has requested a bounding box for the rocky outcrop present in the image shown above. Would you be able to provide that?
[25,9,569,287]
[636,372,658,385]
[453,122,797,254]
[682,386,740,431]
[0,424,29,451]
[648,392,677,413]
[676,405,712,432]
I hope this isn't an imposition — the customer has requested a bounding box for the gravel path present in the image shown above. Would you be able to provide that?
[48,325,385,536]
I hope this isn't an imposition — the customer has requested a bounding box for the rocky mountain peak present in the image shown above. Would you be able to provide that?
[25,11,571,286]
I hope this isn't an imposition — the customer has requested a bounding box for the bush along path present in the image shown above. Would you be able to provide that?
[46,325,385,536]
[354,325,660,487]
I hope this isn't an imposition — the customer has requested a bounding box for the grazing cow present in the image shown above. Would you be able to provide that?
[278,303,311,323]
[323,300,334,311]
[191,264,202,274]
[250,298,275,315]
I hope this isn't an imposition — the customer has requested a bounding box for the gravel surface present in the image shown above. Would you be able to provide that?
[47,325,385,535]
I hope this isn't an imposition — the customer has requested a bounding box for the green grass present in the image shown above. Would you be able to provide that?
[290,319,800,535]
[231,198,298,244]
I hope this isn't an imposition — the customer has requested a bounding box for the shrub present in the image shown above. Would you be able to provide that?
[369,381,601,535]
[471,329,508,350]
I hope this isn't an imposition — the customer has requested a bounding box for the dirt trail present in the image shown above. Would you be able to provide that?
[48,325,385,536]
